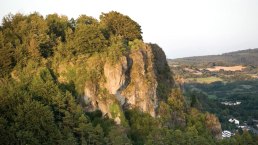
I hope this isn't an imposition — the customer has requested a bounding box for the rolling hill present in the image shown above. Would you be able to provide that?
[169,48,258,67]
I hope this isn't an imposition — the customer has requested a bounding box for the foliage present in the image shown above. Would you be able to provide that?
[0,12,257,145]
[106,126,132,145]
[125,109,158,145]
[184,79,258,131]
[128,39,144,50]
[105,36,127,64]
[74,24,107,54]
[100,11,142,41]
[0,31,15,77]
[46,13,69,42]
[168,88,185,111]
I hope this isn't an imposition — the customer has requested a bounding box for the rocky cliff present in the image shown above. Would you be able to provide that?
[57,41,174,124]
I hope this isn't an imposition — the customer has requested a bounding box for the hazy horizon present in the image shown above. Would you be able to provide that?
[171,47,258,59]
[1,0,258,59]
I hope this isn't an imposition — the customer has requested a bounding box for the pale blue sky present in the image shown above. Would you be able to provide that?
[1,0,258,58]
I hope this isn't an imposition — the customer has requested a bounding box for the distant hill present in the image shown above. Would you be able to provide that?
[169,48,258,67]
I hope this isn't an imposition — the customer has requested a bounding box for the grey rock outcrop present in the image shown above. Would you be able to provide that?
[83,43,174,123]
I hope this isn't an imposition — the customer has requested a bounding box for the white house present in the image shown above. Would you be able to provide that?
[228,118,240,125]
[238,125,247,129]
[236,101,241,105]
[229,118,234,123]
[221,101,241,106]
[222,130,233,138]
[234,119,239,125]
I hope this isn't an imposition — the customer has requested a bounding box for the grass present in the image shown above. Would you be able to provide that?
[187,77,223,84]
[110,103,121,118]
[109,102,128,126]
[208,94,217,100]
[206,65,245,72]
[241,85,253,89]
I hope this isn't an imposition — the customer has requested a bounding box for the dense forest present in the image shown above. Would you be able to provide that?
[0,12,257,145]
[169,48,258,144]
[184,80,258,129]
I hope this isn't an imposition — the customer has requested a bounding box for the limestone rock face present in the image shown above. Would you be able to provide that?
[83,43,174,122]
[121,45,158,117]
[104,56,128,95]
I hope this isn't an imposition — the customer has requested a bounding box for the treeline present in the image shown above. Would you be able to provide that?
[0,12,257,145]
[184,80,258,129]
[0,11,142,78]
[170,48,258,67]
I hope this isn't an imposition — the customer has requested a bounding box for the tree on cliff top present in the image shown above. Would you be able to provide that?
[100,11,142,41]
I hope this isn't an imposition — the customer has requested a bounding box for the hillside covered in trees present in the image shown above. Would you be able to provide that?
[0,12,257,145]
[170,48,258,67]
[169,48,258,144]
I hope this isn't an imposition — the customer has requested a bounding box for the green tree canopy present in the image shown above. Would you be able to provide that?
[100,11,142,41]
[74,24,107,54]
[46,14,69,42]
[76,15,98,26]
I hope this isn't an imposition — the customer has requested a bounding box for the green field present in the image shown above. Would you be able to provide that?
[187,77,223,84]
[207,94,217,100]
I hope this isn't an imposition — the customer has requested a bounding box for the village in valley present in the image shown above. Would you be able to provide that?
[222,113,258,138]
[168,50,258,139]
[220,100,258,138]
